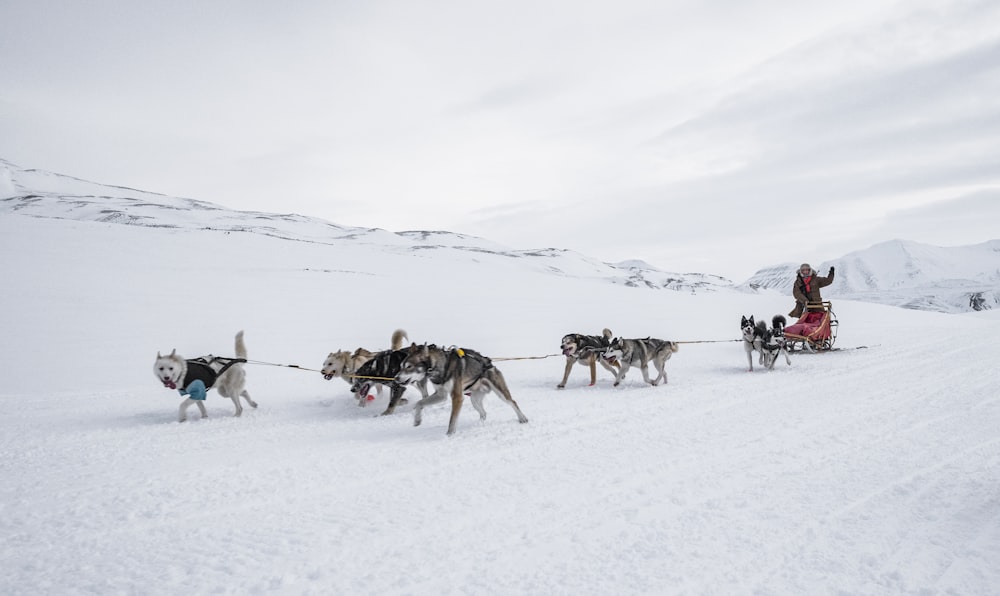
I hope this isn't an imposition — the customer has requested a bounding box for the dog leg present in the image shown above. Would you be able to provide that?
[485,371,528,425]
[653,362,666,385]
[557,357,574,389]
[469,389,488,421]
[588,356,598,386]
[640,364,654,386]
[413,387,449,427]
[783,348,792,366]
[241,390,258,409]
[230,396,244,417]
[178,398,197,422]
[381,385,406,416]
[599,358,620,378]
[446,380,464,435]
[613,363,630,387]
[745,348,754,372]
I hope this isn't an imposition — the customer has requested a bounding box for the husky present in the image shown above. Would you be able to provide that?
[557,328,620,388]
[602,336,679,387]
[741,315,765,372]
[321,347,374,384]
[327,329,403,405]
[395,344,529,435]
[761,315,791,370]
[153,331,258,422]
[348,330,428,415]
[742,315,791,371]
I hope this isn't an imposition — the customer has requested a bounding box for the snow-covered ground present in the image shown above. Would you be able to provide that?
[2,213,999,595]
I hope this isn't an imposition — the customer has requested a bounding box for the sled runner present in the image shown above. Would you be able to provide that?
[783,301,838,352]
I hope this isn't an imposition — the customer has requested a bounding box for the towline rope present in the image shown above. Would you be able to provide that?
[244,359,322,373]
[493,353,562,362]
[244,359,398,381]
[244,340,742,375]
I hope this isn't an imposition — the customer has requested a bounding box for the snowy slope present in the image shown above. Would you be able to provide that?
[0,159,731,292]
[2,207,1000,594]
[743,239,1000,313]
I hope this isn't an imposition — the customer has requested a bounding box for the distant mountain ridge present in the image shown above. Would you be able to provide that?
[5,158,996,311]
[743,239,1000,313]
[0,159,732,293]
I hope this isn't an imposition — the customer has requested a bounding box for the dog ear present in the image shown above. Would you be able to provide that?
[157,351,162,358]
[169,349,176,357]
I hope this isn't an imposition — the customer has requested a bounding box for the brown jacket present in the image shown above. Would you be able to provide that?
[789,268,834,318]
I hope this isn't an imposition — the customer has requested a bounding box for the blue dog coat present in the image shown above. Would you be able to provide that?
[179,379,208,401]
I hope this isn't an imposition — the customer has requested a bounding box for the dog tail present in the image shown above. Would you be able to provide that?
[391,329,408,350]
[669,341,679,353]
[772,315,787,333]
[602,328,612,339]
[235,330,247,359]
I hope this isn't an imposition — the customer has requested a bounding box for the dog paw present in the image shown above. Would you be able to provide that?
[556,384,565,389]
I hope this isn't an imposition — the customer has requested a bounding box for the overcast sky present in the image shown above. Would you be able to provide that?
[2,0,998,280]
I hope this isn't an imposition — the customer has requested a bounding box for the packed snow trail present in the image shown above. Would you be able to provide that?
[2,217,999,594]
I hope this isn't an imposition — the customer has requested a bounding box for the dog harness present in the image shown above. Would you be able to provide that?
[453,347,493,391]
[174,357,246,400]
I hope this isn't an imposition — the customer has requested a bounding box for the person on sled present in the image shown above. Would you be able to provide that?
[789,262,834,318]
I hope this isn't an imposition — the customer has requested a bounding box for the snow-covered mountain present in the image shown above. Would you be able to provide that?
[743,239,1000,313]
[5,157,998,312]
[0,158,732,293]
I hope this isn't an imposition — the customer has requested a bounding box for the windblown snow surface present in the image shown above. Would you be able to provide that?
[2,214,999,595]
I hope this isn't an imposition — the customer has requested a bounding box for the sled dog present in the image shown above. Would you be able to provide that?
[153,331,258,422]
[602,336,679,387]
[557,328,620,388]
[395,344,529,435]
[321,347,374,384]
[348,330,429,415]
[761,315,791,370]
[741,315,791,371]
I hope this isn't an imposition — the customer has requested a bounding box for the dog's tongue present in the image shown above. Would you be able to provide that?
[323,374,333,380]
[163,379,177,390]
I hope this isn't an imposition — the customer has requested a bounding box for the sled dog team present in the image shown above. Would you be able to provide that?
[154,315,789,433]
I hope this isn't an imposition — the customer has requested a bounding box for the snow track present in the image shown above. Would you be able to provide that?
[2,217,999,594]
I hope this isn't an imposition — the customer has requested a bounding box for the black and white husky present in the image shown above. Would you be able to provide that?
[601,337,679,387]
[350,351,430,417]
[395,344,529,435]
[153,331,258,422]
[741,315,791,372]
[341,329,406,407]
